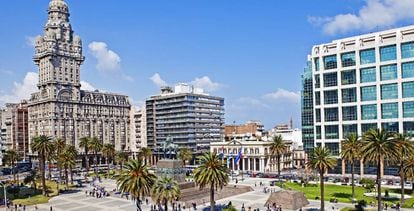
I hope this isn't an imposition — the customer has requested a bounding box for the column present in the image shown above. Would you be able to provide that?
[247,158,251,171]
[259,158,263,172]
[342,159,346,176]
[232,158,235,171]
[253,158,257,172]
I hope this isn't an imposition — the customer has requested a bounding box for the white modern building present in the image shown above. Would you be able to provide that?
[308,25,414,175]
[268,124,302,150]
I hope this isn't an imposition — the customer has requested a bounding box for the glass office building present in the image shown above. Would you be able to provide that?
[305,25,414,176]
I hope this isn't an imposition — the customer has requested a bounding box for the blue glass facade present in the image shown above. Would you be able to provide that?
[315,109,321,122]
[361,123,377,134]
[324,90,338,104]
[360,48,376,64]
[325,125,339,139]
[380,64,398,81]
[403,82,414,98]
[382,122,399,133]
[315,74,320,88]
[402,62,414,78]
[381,83,398,100]
[323,72,337,87]
[324,108,338,122]
[401,42,414,59]
[343,124,357,138]
[315,92,321,105]
[403,101,414,118]
[381,103,399,119]
[342,88,357,103]
[380,45,397,62]
[314,58,320,71]
[361,104,377,120]
[360,67,376,83]
[361,86,377,101]
[341,52,356,67]
[341,70,356,85]
[342,106,357,121]
[403,122,414,136]
[324,55,337,70]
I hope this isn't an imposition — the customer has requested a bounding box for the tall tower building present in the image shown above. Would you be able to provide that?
[28,0,131,153]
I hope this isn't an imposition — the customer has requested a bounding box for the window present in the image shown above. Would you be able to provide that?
[403,122,414,136]
[314,58,320,71]
[324,90,338,104]
[381,83,398,100]
[315,92,321,105]
[315,109,321,122]
[402,62,414,78]
[380,45,397,62]
[324,108,338,122]
[360,67,376,83]
[323,73,337,87]
[316,126,321,139]
[403,82,414,98]
[362,123,377,134]
[362,104,377,120]
[325,125,339,139]
[341,52,356,67]
[325,143,339,156]
[343,124,358,138]
[403,102,414,118]
[382,122,399,133]
[361,86,377,101]
[381,103,398,119]
[342,106,357,121]
[380,64,398,81]
[341,70,356,85]
[324,55,337,70]
[315,74,320,88]
[360,48,376,65]
[401,42,414,59]
[342,88,357,103]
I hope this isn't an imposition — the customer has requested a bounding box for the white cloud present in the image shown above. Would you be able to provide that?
[262,88,300,102]
[25,36,36,47]
[88,41,121,72]
[310,0,414,35]
[149,73,167,87]
[80,81,96,91]
[122,74,134,82]
[0,72,38,105]
[190,76,221,92]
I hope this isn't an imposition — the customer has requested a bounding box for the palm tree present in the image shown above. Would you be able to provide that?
[116,151,129,170]
[306,147,336,211]
[340,133,361,202]
[102,144,116,177]
[138,147,152,165]
[269,135,287,185]
[24,170,38,191]
[193,152,228,211]
[114,159,156,211]
[66,145,78,185]
[403,154,414,192]
[55,138,66,184]
[31,135,54,196]
[362,129,398,211]
[178,148,192,166]
[79,137,91,172]
[59,148,76,189]
[151,177,181,211]
[4,150,19,183]
[89,137,103,174]
[394,133,414,205]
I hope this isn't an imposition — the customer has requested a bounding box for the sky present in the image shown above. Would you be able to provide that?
[1,0,414,129]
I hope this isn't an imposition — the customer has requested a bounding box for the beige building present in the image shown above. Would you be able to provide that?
[224,120,264,141]
[28,0,131,153]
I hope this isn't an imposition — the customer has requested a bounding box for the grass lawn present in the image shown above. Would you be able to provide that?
[282,182,414,208]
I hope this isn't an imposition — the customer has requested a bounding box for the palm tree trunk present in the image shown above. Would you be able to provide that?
[65,165,69,189]
[164,200,168,211]
[320,170,325,211]
[210,182,215,211]
[12,161,16,184]
[277,154,281,186]
[377,159,382,211]
[69,165,74,185]
[85,152,89,173]
[41,155,47,196]
[48,159,52,180]
[400,160,405,205]
[351,160,355,202]
[95,152,98,175]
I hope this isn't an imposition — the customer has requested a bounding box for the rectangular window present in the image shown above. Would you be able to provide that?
[325,143,339,156]
[381,83,398,100]
[323,72,338,87]
[382,122,399,133]
[314,58,320,71]
[381,103,398,119]
[361,86,377,101]
[316,109,321,122]
[380,45,397,62]
[324,108,338,122]
[341,70,356,85]
[402,62,414,78]
[341,52,356,67]
[361,123,377,134]
[362,104,377,120]
[360,67,376,83]
[316,126,321,139]
[380,64,398,81]
[342,106,357,121]
[324,90,338,104]
[403,101,414,118]
[315,92,321,105]
[403,82,414,98]
[315,74,320,88]
[343,124,358,138]
[403,122,414,136]
[360,48,376,65]
[401,42,414,59]
[324,55,337,70]
[342,88,357,103]
[325,125,339,139]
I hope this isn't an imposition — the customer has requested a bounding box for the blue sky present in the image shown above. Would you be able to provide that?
[1,0,414,129]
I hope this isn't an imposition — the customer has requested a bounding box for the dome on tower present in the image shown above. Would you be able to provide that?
[48,0,69,13]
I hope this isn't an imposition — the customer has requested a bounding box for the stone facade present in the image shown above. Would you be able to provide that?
[28,0,131,152]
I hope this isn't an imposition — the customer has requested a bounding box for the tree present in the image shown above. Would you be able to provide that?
[270,135,288,185]
[138,147,152,165]
[65,145,78,185]
[361,129,398,211]
[178,148,192,166]
[31,135,54,196]
[102,144,116,177]
[403,154,414,192]
[116,151,129,171]
[114,159,156,211]
[394,133,414,205]
[24,170,39,191]
[79,137,91,172]
[306,147,336,211]
[151,177,181,211]
[55,138,66,184]
[340,133,361,202]
[193,152,229,211]
[89,137,103,175]
[4,150,19,183]
[59,147,76,189]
